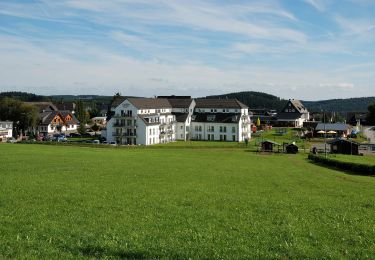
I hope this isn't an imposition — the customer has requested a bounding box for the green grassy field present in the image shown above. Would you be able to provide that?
[0,144,374,259]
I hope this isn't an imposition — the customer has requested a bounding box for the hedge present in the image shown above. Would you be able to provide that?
[308,154,375,176]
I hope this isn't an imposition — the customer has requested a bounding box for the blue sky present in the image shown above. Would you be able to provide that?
[0,0,375,100]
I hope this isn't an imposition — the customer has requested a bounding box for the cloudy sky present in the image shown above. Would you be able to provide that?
[0,0,375,100]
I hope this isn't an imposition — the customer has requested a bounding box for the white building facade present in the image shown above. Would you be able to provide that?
[190,99,251,142]
[106,97,251,145]
[0,121,13,141]
[106,98,176,145]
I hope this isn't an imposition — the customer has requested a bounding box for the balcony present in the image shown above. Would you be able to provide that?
[124,125,137,129]
[113,123,126,127]
[113,114,135,119]
[122,133,137,138]
[112,132,122,137]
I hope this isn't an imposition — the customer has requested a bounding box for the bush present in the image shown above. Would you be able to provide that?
[308,154,375,176]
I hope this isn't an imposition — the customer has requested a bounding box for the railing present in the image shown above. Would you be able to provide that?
[113,114,135,118]
[113,123,126,127]
[122,133,137,137]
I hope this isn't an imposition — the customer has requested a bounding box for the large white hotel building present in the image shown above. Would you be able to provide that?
[104,96,251,145]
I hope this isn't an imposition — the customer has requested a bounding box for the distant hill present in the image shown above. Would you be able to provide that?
[205,91,287,111]
[302,97,375,112]
[2,91,374,113]
[0,91,50,102]
[205,91,375,113]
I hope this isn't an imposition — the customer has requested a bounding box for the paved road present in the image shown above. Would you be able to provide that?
[363,126,375,144]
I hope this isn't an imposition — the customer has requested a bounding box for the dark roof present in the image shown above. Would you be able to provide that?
[277,113,303,120]
[54,102,75,111]
[327,138,359,145]
[26,102,58,113]
[167,99,193,108]
[158,95,191,99]
[191,113,241,123]
[111,96,127,108]
[128,98,172,109]
[195,99,248,109]
[260,140,281,145]
[39,111,60,125]
[173,113,189,122]
[316,123,350,131]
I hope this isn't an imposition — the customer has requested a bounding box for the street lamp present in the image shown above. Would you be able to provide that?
[323,110,327,158]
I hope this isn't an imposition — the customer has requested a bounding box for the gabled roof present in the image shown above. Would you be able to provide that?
[60,111,79,124]
[25,102,58,113]
[191,113,241,123]
[167,99,194,109]
[111,96,127,108]
[54,102,75,111]
[39,111,62,125]
[173,113,189,122]
[315,123,350,131]
[195,99,248,109]
[327,138,359,145]
[127,98,172,109]
[283,99,308,113]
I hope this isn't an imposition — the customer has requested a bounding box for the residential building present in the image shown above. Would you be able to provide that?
[277,99,310,127]
[0,121,13,141]
[26,102,79,135]
[34,111,79,135]
[166,97,195,141]
[105,97,252,145]
[191,99,251,142]
[106,97,176,145]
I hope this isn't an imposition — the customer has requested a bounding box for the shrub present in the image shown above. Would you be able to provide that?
[308,154,375,176]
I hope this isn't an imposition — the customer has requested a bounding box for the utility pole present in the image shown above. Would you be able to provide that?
[323,110,327,158]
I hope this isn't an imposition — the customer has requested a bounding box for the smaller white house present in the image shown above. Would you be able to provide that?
[277,99,310,127]
[35,111,79,135]
[0,121,13,141]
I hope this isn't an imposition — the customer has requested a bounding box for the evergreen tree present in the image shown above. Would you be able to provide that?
[75,99,89,124]
[366,104,375,125]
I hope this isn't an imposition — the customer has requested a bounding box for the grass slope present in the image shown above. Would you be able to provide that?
[0,144,374,259]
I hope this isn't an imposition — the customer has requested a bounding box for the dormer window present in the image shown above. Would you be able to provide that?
[207,115,215,121]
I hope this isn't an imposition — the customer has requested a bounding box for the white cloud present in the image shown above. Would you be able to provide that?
[303,0,327,12]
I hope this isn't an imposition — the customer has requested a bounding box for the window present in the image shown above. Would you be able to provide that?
[232,135,236,141]
[207,115,215,121]
[149,129,152,135]
[232,126,236,133]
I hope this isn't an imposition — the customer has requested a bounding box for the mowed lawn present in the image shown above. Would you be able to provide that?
[0,144,374,259]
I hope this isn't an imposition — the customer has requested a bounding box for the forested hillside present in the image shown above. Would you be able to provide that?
[205,91,375,112]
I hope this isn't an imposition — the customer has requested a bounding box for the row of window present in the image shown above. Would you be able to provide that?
[196,134,236,141]
[194,125,236,133]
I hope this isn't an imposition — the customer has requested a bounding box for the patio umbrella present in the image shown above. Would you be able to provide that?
[327,130,337,134]
[317,130,326,134]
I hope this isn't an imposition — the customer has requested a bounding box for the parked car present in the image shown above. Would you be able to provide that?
[53,135,67,142]
[7,138,17,143]
[110,141,117,146]
[69,133,81,137]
